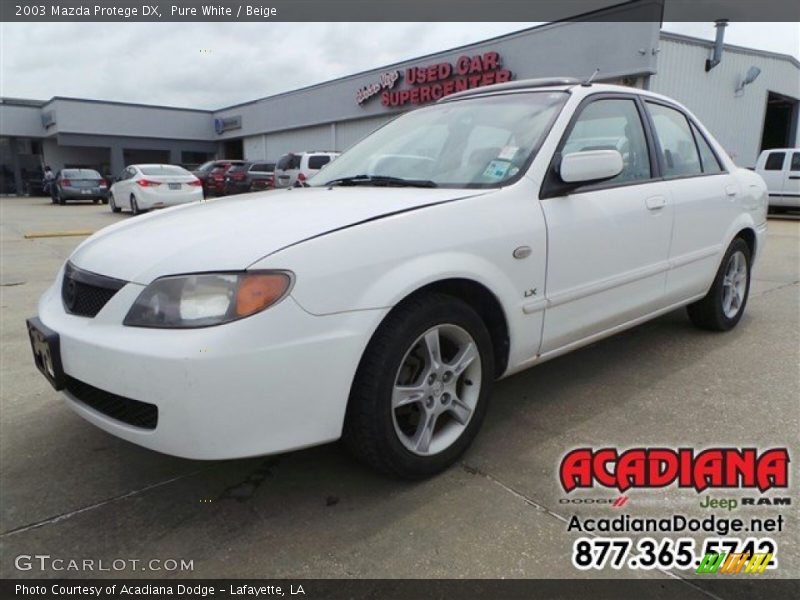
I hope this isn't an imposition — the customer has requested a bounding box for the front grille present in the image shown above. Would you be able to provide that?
[61,262,127,317]
[65,376,158,430]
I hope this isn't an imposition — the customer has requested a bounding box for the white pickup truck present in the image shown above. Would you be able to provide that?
[755,148,800,211]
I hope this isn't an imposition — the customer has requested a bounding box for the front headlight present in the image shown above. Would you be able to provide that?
[124,271,293,328]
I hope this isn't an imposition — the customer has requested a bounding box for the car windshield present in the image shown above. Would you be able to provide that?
[139,165,191,176]
[62,169,101,179]
[310,91,568,189]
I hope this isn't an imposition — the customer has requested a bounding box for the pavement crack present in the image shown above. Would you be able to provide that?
[460,462,726,600]
[461,462,568,523]
[753,279,800,296]
[0,468,210,538]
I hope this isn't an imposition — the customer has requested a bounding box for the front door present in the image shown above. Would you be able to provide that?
[539,96,673,354]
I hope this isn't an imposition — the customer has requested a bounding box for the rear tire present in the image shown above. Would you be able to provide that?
[343,293,494,479]
[687,238,751,331]
[57,191,65,206]
[130,195,141,216]
[109,194,121,213]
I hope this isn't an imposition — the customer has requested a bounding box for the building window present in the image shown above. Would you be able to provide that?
[181,151,213,168]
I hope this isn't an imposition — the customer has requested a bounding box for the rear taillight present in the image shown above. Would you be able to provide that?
[136,179,161,187]
[187,179,203,187]
[270,173,276,186]
[61,179,71,187]
[98,179,107,187]
[297,172,307,182]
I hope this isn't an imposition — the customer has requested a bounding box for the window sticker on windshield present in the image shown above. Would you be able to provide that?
[497,146,519,161]
[483,160,512,180]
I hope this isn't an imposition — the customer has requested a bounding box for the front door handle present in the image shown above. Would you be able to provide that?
[725,185,738,197]
[645,195,666,210]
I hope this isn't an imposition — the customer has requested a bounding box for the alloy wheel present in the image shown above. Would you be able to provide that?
[721,250,747,319]
[391,324,482,456]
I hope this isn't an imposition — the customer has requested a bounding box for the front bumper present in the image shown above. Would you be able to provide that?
[36,274,386,459]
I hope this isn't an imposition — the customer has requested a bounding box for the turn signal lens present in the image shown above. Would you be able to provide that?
[235,273,291,317]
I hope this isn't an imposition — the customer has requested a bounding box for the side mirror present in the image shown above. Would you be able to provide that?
[559,150,623,184]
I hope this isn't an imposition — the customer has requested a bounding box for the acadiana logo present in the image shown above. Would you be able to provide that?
[560,447,789,493]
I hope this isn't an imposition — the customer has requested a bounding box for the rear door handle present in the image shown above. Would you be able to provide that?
[725,185,738,197]
[645,195,667,210]
[789,175,800,180]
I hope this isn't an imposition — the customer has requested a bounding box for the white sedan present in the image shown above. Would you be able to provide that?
[109,164,204,215]
[28,80,767,478]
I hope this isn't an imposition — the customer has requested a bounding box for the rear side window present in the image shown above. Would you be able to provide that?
[690,123,723,174]
[277,154,301,170]
[764,152,786,170]
[139,165,190,176]
[307,155,332,170]
[647,102,702,178]
[791,153,800,171]
[561,98,651,185]
[62,169,101,179]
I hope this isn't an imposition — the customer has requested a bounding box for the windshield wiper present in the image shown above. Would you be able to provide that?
[323,175,438,188]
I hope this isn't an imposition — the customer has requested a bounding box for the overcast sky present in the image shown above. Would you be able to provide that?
[0,22,797,109]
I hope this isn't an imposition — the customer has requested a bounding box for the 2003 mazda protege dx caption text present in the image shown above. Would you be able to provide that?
[27,79,768,478]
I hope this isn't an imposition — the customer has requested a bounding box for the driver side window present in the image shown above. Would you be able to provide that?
[562,98,651,185]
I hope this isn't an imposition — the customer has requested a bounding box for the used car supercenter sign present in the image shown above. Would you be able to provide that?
[356,52,513,107]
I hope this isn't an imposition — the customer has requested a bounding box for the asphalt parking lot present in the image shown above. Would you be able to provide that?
[1,196,798,593]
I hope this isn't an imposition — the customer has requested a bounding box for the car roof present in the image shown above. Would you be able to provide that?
[440,79,693,112]
[129,164,189,168]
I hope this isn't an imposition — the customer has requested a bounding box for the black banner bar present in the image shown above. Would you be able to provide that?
[3,579,800,600]
[1,0,800,23]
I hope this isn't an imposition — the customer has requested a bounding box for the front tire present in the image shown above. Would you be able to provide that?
[687,238,751,331]
[344,293,494,479]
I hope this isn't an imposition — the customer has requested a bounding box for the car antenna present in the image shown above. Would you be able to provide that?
[582,68,600,87]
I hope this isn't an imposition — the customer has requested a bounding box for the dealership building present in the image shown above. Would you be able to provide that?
[1,14,798,194]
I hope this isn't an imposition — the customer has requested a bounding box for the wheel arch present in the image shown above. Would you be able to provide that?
[368,277,510,379]
[734,227,756,260]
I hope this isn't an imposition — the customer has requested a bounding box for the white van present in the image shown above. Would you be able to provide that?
[273,151,340,188]
[755,148,800,210]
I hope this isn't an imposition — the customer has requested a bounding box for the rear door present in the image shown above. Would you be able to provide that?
[539,94,674,353]
[644,101,737,303]
[784,152,800,203]
[760,151,787,197]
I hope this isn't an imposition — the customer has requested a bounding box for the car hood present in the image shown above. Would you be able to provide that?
[69,187,487,284]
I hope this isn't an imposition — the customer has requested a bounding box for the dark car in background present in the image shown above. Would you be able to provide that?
[53,169,108,204]
[192,160,245,195]
[223,161,276,195]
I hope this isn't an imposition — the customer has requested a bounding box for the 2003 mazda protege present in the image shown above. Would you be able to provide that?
[28,79,768,478]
